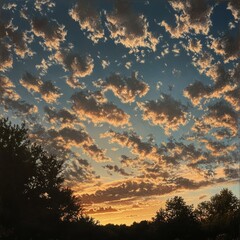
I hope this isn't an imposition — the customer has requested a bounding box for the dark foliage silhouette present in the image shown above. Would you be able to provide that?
[196,188,240,239]
[0,118,81,239]
[0,118,239,240]
[153,196,200,239]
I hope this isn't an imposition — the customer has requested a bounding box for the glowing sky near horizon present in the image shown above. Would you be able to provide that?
[0,0,239,225]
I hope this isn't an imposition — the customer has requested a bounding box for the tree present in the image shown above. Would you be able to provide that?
[196,188,240,238]
[153,196,199,240]
[154,196,196,224]
[0,118,81,239]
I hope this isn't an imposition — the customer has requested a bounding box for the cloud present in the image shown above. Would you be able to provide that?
[203,101,238,137]
[85,206,118,214]
[48,127,110,162]
[2,3,17,11]
[44,106,78,126]
[54,50,94,88]
[184,64,237,107]
[101,59,110,69]
[183,81,211,106]
[199,194,207,200]
[39,81,61,103]
[104,164,131,176]
[4,98,38,116]
[0,75,20,101]
[105,0,159,52]
[80,179,175,204]
[171,177,209,189]
[80,176,214,204]
[71,91,130,127]
[210,33,240,62]
[225,87,240,111]
[192,51,214,74]
[64,158,98,186]
[0,75,37,119]
[137,94,188,134]
[0,41,13,72]
[69,0,104,43]
[29,124,100,184]
[31,17,67,50]
[34,0,56,12]
[20,72,61,103]
[94,72,149,103]
[7,28,34,59]
[184,38,202,53]
[224,167,240,179]
[0,14,34,60]
[203,139,237,156]
[226,0,240,22]
[161,0,213,38]
[36,59,52,76]
[101,130,161,163]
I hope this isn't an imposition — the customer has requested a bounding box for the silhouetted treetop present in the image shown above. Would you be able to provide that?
[0,118,81,239]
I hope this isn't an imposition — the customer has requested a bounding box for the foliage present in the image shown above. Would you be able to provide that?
[0,118,81,239]
[196,188,240,238]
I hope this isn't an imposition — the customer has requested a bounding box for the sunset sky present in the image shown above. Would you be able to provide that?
[0,0,239,225]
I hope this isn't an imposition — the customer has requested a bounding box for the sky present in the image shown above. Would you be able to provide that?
[0,0,239,225]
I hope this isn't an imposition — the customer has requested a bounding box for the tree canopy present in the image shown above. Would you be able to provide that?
[0,118,81,239]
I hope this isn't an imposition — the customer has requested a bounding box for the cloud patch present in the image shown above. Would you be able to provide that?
[31,17,66,50]
[54,50,94,88]
[161,0,213,38]
[69,0,104,43]
[138,94,188,134]
[20,72,61,103]
[106,0,158,52]
[48,126,110,162]
[94,72,149,103]
[71,91,130,127]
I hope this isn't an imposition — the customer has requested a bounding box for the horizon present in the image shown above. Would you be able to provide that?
[0,0,239,225]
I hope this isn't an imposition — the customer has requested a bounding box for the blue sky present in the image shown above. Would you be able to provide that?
[0,0,239,224]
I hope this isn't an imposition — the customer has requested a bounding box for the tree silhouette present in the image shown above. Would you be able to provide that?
[196,188,240,239]
[0,118,81,239]
[153,196,199,239]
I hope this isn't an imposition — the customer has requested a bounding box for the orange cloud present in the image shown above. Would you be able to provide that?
[138,94,188,135]
[161,0,212,38]
[69,0,105,43]
[20,72,61,103]
[71,91,130,127]
[94,72,149,103]
[106,0,158,52]
[31,17,67,51]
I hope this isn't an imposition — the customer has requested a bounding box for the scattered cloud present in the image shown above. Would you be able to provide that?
[0,75,20,101]
[44,106,78,126]
[161,0,213,38]
[94,72,149,103]
[71,91,130,127]
[106,0,159,52]
[210,33,240,62]
[20,72,61,103]
[203,101,238,137]
[104,164,131,176]
[54,50,94,88]
[47,126,110,162]
[31,17,67,50]
[86,206,118,214]
[69,0,105,43]
[138,94,188,134]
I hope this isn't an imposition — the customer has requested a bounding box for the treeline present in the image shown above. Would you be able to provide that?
[0,118,239,240]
